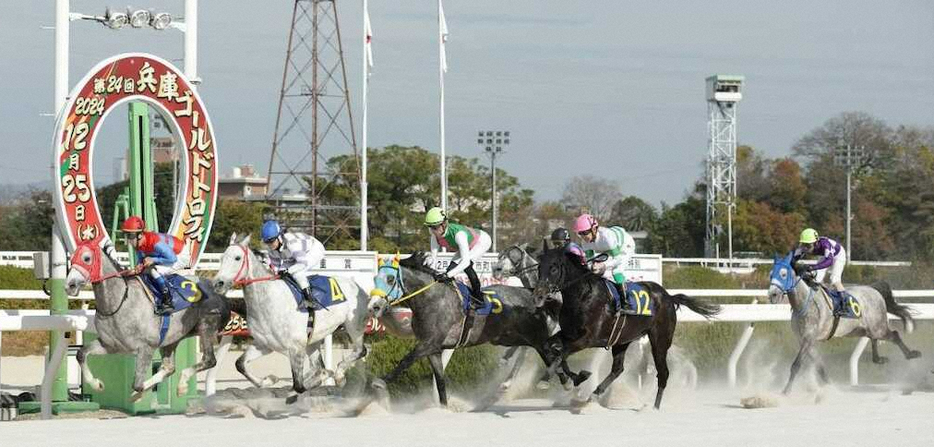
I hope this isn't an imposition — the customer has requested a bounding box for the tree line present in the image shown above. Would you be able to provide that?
[2,111,933,262]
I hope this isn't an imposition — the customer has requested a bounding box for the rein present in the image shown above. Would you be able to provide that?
[231,245,279,287]
[93,250,135,318]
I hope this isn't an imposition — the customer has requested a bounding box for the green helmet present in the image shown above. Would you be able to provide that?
[799,228,819,244]
[424,207,446,226]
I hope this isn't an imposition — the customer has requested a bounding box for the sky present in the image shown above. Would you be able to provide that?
[1,0,933,207]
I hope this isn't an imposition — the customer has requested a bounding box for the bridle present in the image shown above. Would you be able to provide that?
[230,245,279,287]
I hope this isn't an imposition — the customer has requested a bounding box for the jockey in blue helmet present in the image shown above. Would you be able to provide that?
[261,220,327,311]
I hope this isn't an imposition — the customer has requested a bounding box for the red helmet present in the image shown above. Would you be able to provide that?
[121,216,146,233]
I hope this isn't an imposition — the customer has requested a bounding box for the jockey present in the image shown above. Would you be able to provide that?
[261,220,327,312]
[573,213,638,315]
[550,227,572,249]
[552,227,586,264]
[792,228,848,315]
[121,216,187,315]
[425,207,492,311]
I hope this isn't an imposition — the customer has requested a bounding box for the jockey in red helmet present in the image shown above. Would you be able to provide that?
[121,216,187,315]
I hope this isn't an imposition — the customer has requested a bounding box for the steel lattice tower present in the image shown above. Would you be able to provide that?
[705,75,744,259]
[266,0,361,244]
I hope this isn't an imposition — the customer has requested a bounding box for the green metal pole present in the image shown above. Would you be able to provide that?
[49,225,68,403]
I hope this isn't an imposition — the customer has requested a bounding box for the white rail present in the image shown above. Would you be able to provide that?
[2,298,932,418]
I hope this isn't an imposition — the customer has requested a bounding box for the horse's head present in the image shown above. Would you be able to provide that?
[768,251,798,304]
[534,243,571,296]
[369,254,403,319]
[493,243,530,279]
[66,242,105,296]
[212,232,254,294]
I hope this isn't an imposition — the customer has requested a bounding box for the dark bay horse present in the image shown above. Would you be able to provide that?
[367,252,566,406]
[534,246,720,409]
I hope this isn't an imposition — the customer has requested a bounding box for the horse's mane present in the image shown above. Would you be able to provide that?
[399,251,436,275]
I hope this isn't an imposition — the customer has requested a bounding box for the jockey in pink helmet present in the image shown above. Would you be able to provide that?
[574,213,639,315]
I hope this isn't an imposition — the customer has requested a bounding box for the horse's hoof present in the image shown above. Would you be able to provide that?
[371,378,387,390]
[89,380,104,392]
[536,380,551,391]
[562,380,573,391]
[907,350,922,360]
[873,356,889,365]
[499,380,512,392]
[130,391,144,402]
[285,394,299,405]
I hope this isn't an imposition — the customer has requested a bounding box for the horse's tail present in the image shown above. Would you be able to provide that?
[871,281,915,332]
[666,292,721,320]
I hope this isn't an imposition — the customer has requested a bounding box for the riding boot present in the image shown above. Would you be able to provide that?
[153,276,174,315]
[614,282,637,315]
[831,290,847,317]
[303,286,324,311]
[465,263,485,310]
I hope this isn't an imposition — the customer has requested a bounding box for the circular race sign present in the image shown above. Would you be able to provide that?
[52,53,218,267]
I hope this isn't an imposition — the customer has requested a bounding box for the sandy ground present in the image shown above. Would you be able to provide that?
[2,347,933,447]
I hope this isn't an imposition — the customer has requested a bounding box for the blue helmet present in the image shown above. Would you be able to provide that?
[261,220,282,243]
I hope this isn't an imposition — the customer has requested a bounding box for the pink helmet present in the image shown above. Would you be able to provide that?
[573,213,597,233]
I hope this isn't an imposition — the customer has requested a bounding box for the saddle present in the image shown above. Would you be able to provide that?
[280,274,346,311]
[139,274,204,313]
[453,282,502,316]
[604,280,653,316]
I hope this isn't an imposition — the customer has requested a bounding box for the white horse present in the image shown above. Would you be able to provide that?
[211,234,369,403]
[768,252,921,394]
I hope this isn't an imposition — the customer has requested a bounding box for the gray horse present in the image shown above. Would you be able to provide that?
[65,241,229,401]
[367,252,565,406]
[768,252,921,394]
[493,243,540,289]
[211,234,370,402]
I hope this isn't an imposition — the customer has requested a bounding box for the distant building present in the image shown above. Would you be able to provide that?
[151,137,177,164]
[218,164,268,199]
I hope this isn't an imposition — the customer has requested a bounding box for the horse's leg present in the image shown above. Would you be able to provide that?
[500,347,530,392]
[590,342,631,402]
[76,338,107,392]
[783,339,813,395]
[130,345,165,402]
[379,341,440,386]
[884,330,922,360]
[235,344,276,388]
[176,324,219,396]
[870,339,888,364]
[806,345,830,385]
[427,352,448,407]
[335,329,368,387]
[499,346,520,367]
[649,330,673,410]
[285,344,310,404]
[304,344,331,389]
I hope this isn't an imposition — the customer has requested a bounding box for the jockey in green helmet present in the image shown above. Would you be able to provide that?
[425,207,492,311]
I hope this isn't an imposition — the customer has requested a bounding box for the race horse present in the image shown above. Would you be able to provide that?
[211,234,370,403]
[768,252,921,394]
[492,243,540,289]
[534,244,720,409]
[367,252,566,407]
[66,241,230,401]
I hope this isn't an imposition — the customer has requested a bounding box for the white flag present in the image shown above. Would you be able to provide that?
[439,1,449,73]
[365,7,374,72]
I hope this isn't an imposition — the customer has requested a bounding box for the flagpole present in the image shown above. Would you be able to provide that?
[361,0,369,250]
[438,0,447,215]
